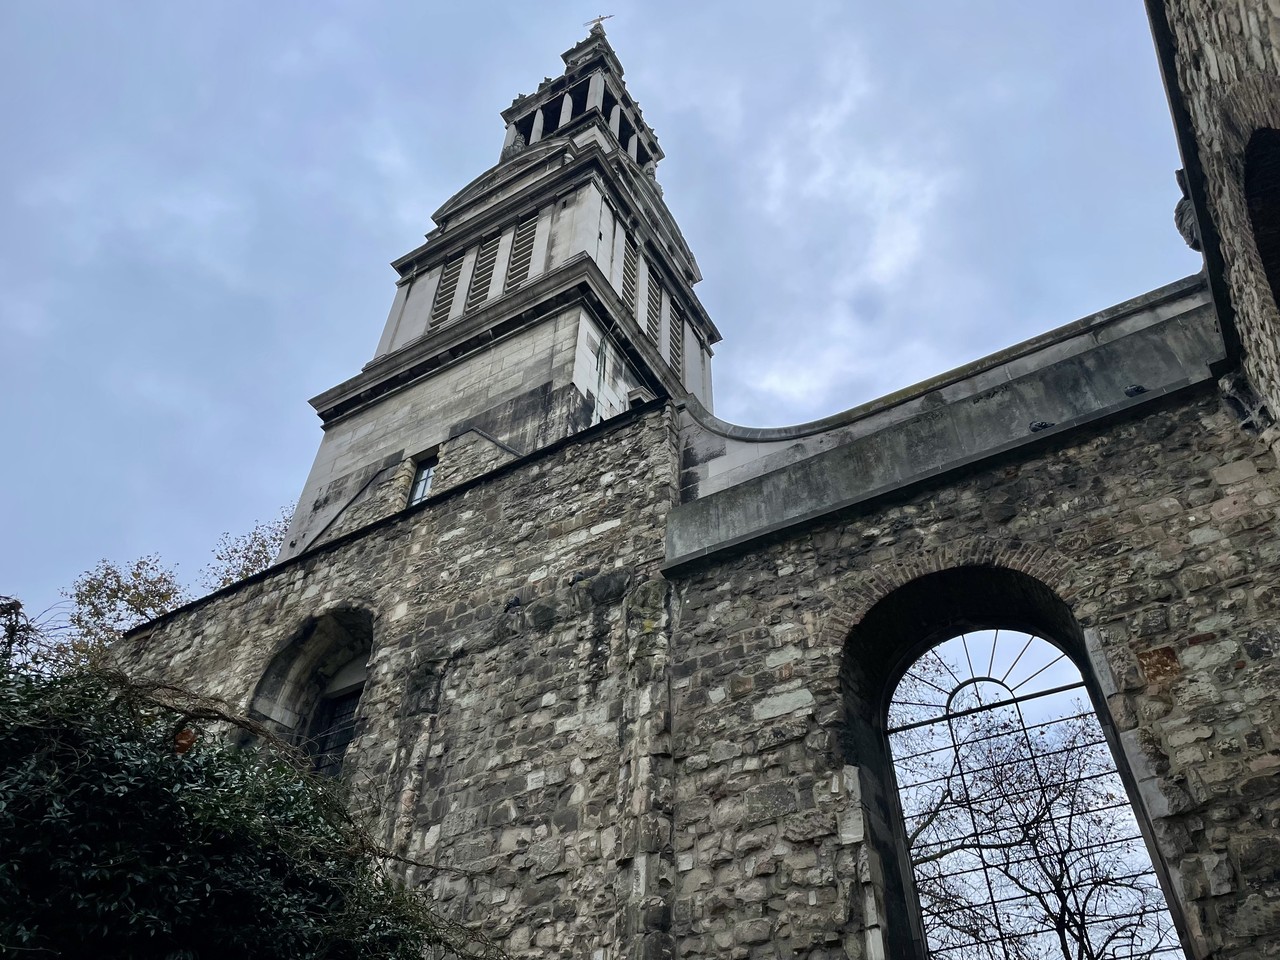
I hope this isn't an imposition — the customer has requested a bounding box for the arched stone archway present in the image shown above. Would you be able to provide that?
[837,565,1187,959]
[248,606,375,759]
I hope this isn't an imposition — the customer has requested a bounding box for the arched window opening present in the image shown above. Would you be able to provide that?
[1245,128,1280,312]
[888,630,1180,960]
[249,607,373,778]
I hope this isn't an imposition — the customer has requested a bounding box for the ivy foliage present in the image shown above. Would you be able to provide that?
[0,663,494,959]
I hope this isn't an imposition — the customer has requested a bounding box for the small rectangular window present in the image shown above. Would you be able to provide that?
[409,456,437,506]
[504,212,539,291]
[430,255,465,327]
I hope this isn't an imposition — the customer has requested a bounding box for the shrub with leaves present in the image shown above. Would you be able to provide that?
[0,655,496,959]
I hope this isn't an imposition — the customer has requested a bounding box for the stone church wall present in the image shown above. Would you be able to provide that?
[1158,0,1280,419]
[121,404,683,959]
[121,386,1280,959]
[110,12,1280,956]
[664,388,1280,960]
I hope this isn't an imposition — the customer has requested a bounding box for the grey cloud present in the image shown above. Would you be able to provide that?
[0,1,1201,620]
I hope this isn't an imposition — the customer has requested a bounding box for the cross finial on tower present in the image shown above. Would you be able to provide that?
[583,13,613,32]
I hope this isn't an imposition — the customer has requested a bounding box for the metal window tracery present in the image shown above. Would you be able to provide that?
[887,630,1182,960]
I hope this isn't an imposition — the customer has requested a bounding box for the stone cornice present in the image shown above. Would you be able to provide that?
[311,255,684,425]
[664,274,1223,570]
[682,274,1207,443]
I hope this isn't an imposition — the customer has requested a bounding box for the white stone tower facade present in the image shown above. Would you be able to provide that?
[278,25,719,563]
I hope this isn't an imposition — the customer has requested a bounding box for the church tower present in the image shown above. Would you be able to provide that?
[279,24,720,561]
[119,16,1280,960]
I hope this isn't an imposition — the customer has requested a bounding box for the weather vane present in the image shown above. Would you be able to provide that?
[584,14,614,29]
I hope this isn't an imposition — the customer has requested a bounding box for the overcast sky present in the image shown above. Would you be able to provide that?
[1,2,1200,618]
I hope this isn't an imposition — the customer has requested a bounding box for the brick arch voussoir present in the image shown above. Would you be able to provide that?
[263,595,381,659]
[246,596,382,734]
[250,597,381,703]
[816,539,1077,651]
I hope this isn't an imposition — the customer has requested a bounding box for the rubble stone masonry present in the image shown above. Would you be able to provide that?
[666,387,1280,959]
[123,384,1280,959]
[1159,0,1280,418]
[124,404,680,959]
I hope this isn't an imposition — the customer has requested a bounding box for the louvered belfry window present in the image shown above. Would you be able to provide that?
[504,212,539,291]
[465,235,501,312]
[621,233,639,315]
[644,263,662,343]
[430,254,465,327]
[668,302,684,378]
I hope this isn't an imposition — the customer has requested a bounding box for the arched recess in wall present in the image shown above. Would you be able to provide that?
[839,565,1188,959]
[1245,128,1280,315]
[248,606,374,777]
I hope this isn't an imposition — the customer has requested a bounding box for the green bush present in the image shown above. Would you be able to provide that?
[0,668,490,959]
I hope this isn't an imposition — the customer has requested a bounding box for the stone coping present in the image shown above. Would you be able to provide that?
[680,273,1206,443]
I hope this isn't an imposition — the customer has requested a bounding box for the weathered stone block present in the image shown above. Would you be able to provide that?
[751,688,815,721]
[733,918,771,944]
[1212,459,1259,486]
[744,782,798,824]
[1137,646,1182,685]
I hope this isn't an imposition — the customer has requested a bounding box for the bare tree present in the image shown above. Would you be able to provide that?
[200,504,293,590]
[35,506,295,661]
[890,635,1178,960]
[65,554,190,652]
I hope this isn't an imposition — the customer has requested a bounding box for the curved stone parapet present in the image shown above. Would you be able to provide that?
[669,274,1222,567]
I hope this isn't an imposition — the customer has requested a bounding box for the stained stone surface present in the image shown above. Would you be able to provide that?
[123,405,681,959]
[666,389,1280,960]
[1159,0,1280,424]
[121,385,1280,959]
